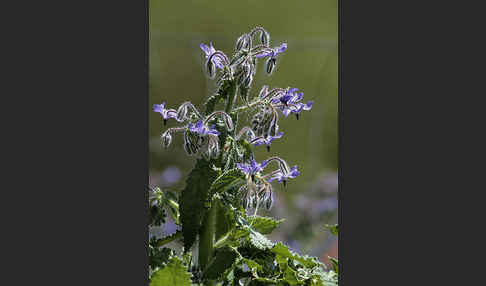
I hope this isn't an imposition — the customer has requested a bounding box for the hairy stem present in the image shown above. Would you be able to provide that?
[198,203,217,271]
[225,81,238,113]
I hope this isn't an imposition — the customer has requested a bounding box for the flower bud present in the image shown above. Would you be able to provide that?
[230,52,247,67]
[183,131,199,155]
[206,59,216,78]
[222,113,234,131]
[260,31,270,46]
[161,130,172,148]
[207,135,220,158]
[266,58,276,75]
[177,105,188,122]
[243,73,253,88]
[235,34,248,51]
[258,85,268,99]
[265,193,273,210]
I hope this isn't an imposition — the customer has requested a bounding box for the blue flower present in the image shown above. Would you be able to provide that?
[250,132,283,152]
[292,101,313,120]
[188,120,220,136]
[153,102,177,125]
[255,43,287,59]
[272,88,303,106]
[200,42,224,69]
[237,158,269,181]
[268,165,300,186]
[272,88,313,119]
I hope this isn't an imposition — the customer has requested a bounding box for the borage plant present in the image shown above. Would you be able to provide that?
[149,27,338,286]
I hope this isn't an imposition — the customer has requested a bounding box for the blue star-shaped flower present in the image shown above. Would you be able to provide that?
[200,42,225,69]
[268,165,300,186]
[255,43,287,59]
[250,132,284,152]
[237,158,269,181]
[188,120,220,136]
[153,102,177,125]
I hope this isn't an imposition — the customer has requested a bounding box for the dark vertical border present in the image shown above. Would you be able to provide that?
[4,0,149,284]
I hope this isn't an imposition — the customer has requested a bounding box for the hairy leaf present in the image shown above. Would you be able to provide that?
[272,242,323,269]
[208,168,246,202]
[248,216,284,235]
[149,247,173,270]
[215,200,236,241]
[155,230,182,247]
[149,257,191,286]
[180,159,219,251]
[202,247,239,281]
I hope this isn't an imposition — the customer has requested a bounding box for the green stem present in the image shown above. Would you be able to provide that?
[233,99,262,113]
[198,203,217,271]
[225,82,238,113]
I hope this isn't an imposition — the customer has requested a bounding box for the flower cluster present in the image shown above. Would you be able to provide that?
[153,27,314,212]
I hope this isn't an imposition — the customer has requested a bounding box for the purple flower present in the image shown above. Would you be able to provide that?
[292,101,313,120]
[250,132,283,152]
[188,120,220,136]
[272,88,303,106]
[255,43,287,59]
[153,102,177,125]
[200,42,224,69]
[271,88,312,119]
[237,158,269,181]
[268,165,300,186]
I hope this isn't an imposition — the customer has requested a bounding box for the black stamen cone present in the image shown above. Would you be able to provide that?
[163,119,167,126]
[266,145,270,152]
[283,180,287,187]
[251,174,255,182]
[295,113,299,120]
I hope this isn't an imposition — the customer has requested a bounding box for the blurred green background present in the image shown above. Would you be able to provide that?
[149,0,337,262]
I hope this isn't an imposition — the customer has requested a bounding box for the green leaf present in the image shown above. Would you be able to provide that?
[237,139,254,162]
[155,230,183,247]
[202,247,239,281]
[179,159,219,251]
[248,230,274,250]
[324,224,338,236]
[208,168,246,201]
[149,246,173,270]
[149,257,191,286]
[236,215,274,250]
[215,200,236,241]
[272,242,323,269]
[248,216,285,235]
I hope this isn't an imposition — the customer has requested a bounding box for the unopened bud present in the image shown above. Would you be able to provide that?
[177,105,188,122]
[222,113,234,131]
[258,85,268,99]
[206,59,216,78]
[265,194,273,210]
[260,31,270,46]
[266,58,276,75]
[235,34,248,51]
[243,73,253,88]
[161,130,172,148]
[183,131,198,155]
